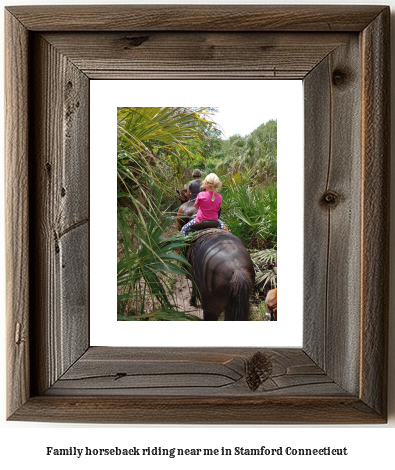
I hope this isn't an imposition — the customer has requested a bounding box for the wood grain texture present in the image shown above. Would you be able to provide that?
[360,9,390,418]
[42,32,351,80]
[5,10,30,418]
[304,35,362,395]
[5,5,389,424]
[46,347,345,397]
[303,56,331,370]
[29,34,90,395]
[9,349,384,424]
[5,5,386,32]
[10,396,383,425]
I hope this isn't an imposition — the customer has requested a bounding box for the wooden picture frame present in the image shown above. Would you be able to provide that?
[5,5,390,424]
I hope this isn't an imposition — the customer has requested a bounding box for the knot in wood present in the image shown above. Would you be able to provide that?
[123,35,149,48]
[332,68,349,87]
[321,190,340,208]
[114,372,127,381]
[246,351,273,391]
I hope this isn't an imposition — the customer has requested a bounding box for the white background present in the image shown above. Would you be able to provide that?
[90,80,303,347]
[1,0,394,469]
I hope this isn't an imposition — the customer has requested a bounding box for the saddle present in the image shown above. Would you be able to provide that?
[190,220,219,231]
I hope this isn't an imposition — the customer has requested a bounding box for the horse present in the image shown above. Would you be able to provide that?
[187,228,255,321]
[265,288,277,321]
[176,189,197,231]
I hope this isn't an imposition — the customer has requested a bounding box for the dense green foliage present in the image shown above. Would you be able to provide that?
[200,120,277,250]
[204,119,277,184]
[220,173,277,249]
[117,107,213,320]
[117,107,214,210]
[118,205,202,320]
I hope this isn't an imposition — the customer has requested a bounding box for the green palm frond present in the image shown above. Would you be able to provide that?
[117,107,217,320]
[250,248,277,290]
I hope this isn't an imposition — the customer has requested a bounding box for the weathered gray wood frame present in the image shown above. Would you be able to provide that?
[5,5,390,424]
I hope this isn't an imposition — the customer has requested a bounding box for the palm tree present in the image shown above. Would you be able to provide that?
[215,119,277,183]
[117,107,214,320]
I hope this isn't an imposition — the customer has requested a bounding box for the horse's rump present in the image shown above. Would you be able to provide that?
[188,230,255,321]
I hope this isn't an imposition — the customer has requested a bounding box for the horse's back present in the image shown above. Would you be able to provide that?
[192,231,253,274]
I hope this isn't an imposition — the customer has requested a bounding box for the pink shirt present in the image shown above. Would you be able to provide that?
[194,191,222,222]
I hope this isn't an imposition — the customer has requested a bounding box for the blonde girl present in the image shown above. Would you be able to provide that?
[181,173,227,235]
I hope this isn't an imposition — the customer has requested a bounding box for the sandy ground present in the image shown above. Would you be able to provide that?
[172,275,227,321]
[172,275,204,319]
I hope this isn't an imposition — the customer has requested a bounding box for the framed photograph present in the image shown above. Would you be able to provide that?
[5,5,389,423]
[91,80,303,345]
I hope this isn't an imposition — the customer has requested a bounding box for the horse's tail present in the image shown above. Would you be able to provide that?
[225,267,253,321]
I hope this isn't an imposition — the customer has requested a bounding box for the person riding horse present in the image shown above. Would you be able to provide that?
[186,169,203,202]
[178,173,253,321]
[181,173,227,235]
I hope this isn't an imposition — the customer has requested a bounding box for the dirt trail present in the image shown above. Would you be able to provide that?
[172,276,203,319]
[172,275,225,321]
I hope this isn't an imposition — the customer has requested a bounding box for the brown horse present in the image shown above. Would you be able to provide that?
[187,229,255,321]
[265,288,277,321]
[176,189,197,231]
